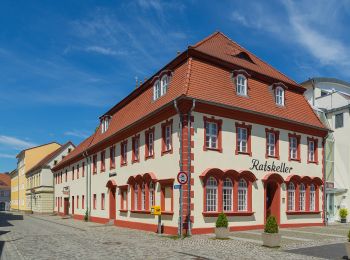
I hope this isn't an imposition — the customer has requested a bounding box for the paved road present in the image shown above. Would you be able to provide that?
[0,212,347,259]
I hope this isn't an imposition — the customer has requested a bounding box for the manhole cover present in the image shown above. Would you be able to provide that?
[102,241,122,245]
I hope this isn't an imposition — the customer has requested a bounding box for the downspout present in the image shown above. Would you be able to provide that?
[83,151,90,219]
[323,133,329,226]
[187,99,195,236]
[311,78,316,107]
[174,100,183,237]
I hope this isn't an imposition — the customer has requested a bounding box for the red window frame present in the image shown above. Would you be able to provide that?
[131,182,140,211]
[145,128,155,160]
[93,194,96,209]
[77,164,79,179]
[288,133,301,162]
[119,185,128,211]
[82,195,85,209]
[65,170,67,182]
[82,162,85,177]
[307,137,318,164]
[120,140,128,166]
[110,145,115,169]
[159,179,174,214]
[235,122,252,156]
[76,195,79,209]
[161,119,173,155]
[202,173,254,216]
[72,166,75,180]
[101,193,105,210]
[132,135,140,163]
[265,128,280,159]
[100,150,106,172]
[92,155,97,174]
[203,116,222,152]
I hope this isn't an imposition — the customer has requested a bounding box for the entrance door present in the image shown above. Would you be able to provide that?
[109,187,116,220]
[64,198,69,215]
[327,194,335,222]
[265,181,280,224]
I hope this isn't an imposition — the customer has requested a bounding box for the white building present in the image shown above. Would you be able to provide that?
[25,142,75,214]
[302,77,350,222]
[52,32,328,235]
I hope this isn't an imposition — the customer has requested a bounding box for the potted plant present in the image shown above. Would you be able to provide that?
[345,230,350,257]
[340,208,348,223]
[262,216,281,247]
[84,210,89,222]
[215,213,229,239]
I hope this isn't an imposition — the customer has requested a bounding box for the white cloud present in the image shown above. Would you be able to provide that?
[64,130,90,139]
[0,135,37,150]
[0,153,15,159]
[85,46,128,56]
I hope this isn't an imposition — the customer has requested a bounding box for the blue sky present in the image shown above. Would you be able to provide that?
[1,0,349,172]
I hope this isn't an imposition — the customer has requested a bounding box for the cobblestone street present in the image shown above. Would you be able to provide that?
[0,212,348,260]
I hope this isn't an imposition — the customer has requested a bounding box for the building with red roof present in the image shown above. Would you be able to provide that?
[52,32,328,235]
[0,172,11,211]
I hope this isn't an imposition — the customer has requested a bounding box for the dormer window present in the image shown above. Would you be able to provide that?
[275,86,285,106]
[101,116,111,134]
[153,74,169,100]
[236,74,247,96]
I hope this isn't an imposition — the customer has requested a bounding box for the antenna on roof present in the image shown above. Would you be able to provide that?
[135,76,138,89]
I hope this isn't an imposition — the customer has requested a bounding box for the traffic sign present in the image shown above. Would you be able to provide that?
[177,171,188,185]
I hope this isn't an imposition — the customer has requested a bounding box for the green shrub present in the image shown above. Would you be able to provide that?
[348,230,350,242]
[216,213,228,228]
[264,216,279,234]
[339,208,348,219]
[84,210,89,222]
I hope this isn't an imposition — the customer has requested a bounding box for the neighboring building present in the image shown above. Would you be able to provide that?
[25,142,75,214]
[302,77,350,222]
[11,142,61,212]
[0,173,11,211]
[53,32,328,235]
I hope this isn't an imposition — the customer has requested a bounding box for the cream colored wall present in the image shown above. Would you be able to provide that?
[192,112,323,228]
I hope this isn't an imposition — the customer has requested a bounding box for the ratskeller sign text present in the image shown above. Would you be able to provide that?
[249,159,293,173]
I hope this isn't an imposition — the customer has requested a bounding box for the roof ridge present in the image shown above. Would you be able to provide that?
[191,31,221,48]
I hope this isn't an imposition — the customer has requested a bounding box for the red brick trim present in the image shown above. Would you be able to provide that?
[307,137,319,164]
[109,145,115,170]
[202,211,254,217]
[235,122,252,156]
[114,219,178,235]
[161,119,173,155]
[89,216,109,224]
[265,128,280,159]
[92,154,97,174]
[132,134,140,163]
[288,133,301,162]
[145,127,155,160]
[286,211,321,215]
[100,150,106,172]
[203,116,222,152]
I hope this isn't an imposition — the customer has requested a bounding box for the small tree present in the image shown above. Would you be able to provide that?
[340,208,348,219]
[216,213,228,228]
[84,210,89,222]
[264,216,278,234]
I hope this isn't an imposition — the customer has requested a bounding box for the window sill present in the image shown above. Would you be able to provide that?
[110,166,115,170]
[236,151,251,156]
[120,163,127,167]
[289,158,301,163]
[202,211,254,217]
[119,209,128,213]
[130,210,151,214]
[307,161,319,165]
[161,149,173,156]
[203,147,222,153]
[131,159,140,164]
[286,211,321,215]
[266,155,280,160]
[162,211,174,215]
[145,155,155,160]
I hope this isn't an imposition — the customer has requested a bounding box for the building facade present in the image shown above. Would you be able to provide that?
[53,32,328,235]
[11,142,61,212]
[0,173,11,211]
[302,78,350,222]
[25,142,75,214]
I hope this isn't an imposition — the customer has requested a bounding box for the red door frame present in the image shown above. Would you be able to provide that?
[109,187,116,220]
[263,174,283,225]
[64,198,69,216]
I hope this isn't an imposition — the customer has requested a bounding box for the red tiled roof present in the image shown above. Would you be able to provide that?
[54,32,327,170]
[26,142,75,175]
[0,173,11,187]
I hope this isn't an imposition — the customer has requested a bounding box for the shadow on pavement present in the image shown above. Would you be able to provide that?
[286,242,347,259]
[0,212,23,227]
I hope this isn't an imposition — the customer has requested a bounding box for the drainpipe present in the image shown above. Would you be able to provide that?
[174,100,183,237]
[83,151,90,219]
[311,78,316,107]
[323,133,329,226]
[187,99,195,236]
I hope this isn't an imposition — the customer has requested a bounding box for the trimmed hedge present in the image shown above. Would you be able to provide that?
[216,213,228,228]
[264,216,278,234]
[340,208,348,219]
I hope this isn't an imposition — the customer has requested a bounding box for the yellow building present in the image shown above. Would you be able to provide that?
[10,142,61,211]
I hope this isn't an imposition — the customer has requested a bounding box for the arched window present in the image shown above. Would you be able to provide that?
[141,183,146,210]
[153,80,161,100]
[310,184,315,211]
[223,178,233,212]
[134,183,139,210]
[287,182,295,211]
[149,182,155,207]
[236,74,247,96]
[238,179,247,211]
[206,177,217,212]
[161,75,169,96]
[299,183,306,211]
[275,86,284,106]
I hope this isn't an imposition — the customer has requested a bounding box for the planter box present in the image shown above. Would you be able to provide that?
[215,227,229,239]
[341,218,347,223]
[345,242,350,258]
[262,232,281,247]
